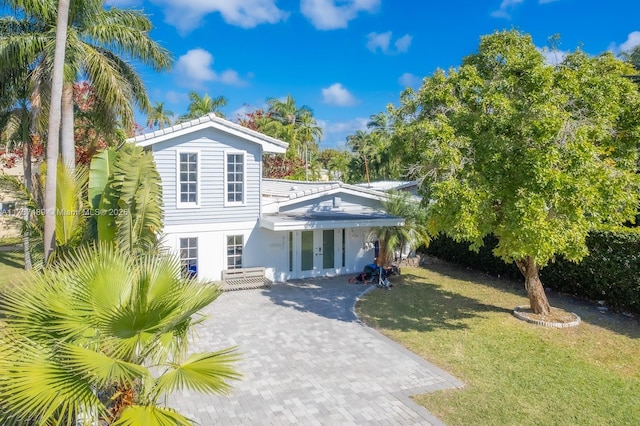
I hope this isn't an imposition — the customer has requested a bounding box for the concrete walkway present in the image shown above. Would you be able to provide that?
[170,277,463,425]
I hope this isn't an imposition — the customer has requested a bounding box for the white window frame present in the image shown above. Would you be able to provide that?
[226,234,244,269]
[176,150,201,209]
[179,237,198,277]
[224,150,246,207]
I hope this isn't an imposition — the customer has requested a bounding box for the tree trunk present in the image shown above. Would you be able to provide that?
[22,139,32,270]
[515,256,551,315]
[43,0,70,263]
[60,83,75,171]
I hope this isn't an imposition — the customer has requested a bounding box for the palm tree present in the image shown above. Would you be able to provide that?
[0,0,172,168]
[369,191,430,267]
[346,130,372,185]
[296,111,322,180]
[179,92,228,121]
[265,94,314,159]
[0,244,240,425]
[146,101,174,130]
[43,0,70,263]
[0,66,43,269]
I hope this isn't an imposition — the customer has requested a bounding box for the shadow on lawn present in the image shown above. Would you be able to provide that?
[0,250,23,270]
[418,261,640,340]
[358,271,512,333]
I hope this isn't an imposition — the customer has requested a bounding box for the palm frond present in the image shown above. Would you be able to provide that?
[60,343,152,389]
[112,405,192,426]
[153,349,241,399]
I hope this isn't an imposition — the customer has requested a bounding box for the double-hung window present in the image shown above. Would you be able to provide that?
[178,152,199,208]
[227,235,243,269]
[225,152,244,205]
[180,237,198,277]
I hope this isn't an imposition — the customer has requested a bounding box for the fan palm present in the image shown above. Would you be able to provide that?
[179,92,228,121]
[0,243,240,425]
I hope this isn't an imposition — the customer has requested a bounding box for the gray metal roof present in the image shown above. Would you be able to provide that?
[262,178,387,201]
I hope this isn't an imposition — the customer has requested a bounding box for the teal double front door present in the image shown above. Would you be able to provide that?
[291,229,345,277]
[301,229,335,272]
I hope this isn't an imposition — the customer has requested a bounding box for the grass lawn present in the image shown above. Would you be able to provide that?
[0,249,26,289]
[357,261,640,426]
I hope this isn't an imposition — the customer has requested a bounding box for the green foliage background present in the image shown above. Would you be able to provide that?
[425,229,640,313]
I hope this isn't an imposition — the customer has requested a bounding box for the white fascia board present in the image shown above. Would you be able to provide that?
[131,119,287,154]
[259,216,405,231]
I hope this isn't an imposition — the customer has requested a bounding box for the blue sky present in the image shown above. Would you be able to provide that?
[106,0,640,149]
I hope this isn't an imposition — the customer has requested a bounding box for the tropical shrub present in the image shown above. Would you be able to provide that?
[0,243,239,425]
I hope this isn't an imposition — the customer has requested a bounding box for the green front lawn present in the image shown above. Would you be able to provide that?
[0,249,26,290]
[357,263,640,426]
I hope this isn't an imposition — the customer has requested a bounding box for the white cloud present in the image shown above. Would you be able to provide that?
[319,117,369,134]
[322,83,357,106]
[619,31,640,53]
[537,46,568,65]
[491,0,524,19]
[367,31,413,54]
[317,117,369,148]
[175,48,248,89]
[300,0,380,30]
[150,0,288,33]
[394,34,413,53]
[398,72,421,87]
[366,31,392,53]
[165,90,189,105]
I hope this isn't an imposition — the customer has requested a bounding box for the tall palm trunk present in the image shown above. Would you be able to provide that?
[61,84,75,171]
[43,0,70,263]
[22,138,32,270]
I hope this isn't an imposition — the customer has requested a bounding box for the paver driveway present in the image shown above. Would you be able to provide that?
[170,277,463,425]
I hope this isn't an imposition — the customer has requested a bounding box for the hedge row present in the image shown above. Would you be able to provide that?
[425,230,640,313]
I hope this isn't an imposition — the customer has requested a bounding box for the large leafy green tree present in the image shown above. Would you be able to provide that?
[0,243,239,425]
[391,30,640,314]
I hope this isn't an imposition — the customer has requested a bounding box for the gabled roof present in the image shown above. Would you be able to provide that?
[262,178,389,205]
[128,113,288,154]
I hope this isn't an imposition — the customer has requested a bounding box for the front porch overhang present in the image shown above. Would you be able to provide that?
[260,212,405,231]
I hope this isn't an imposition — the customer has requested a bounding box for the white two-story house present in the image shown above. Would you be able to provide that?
[130,113,404,282]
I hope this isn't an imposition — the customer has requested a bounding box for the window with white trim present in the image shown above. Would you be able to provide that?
[178,152,198,206]
[180,237,198,277]
[226,152,244,204]
[226,235,243,269]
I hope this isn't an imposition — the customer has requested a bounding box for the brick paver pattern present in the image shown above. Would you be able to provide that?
[169,277,463,425]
